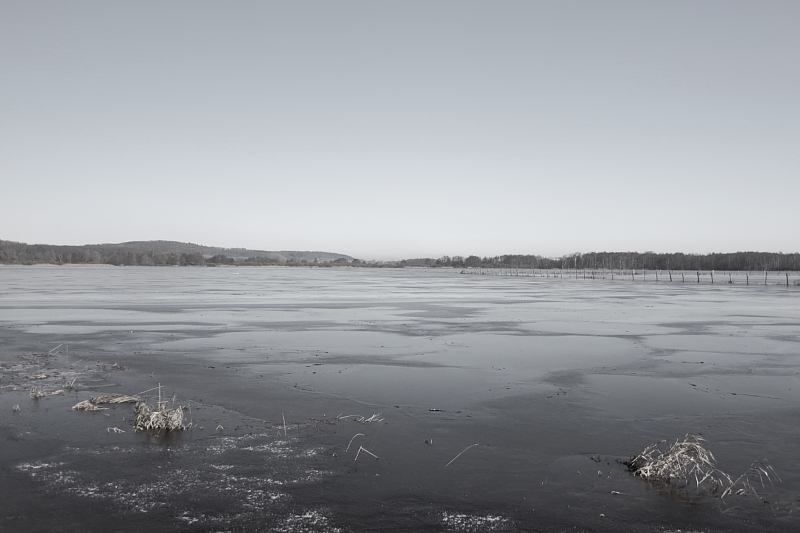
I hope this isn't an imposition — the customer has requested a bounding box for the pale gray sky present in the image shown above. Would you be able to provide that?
[2,1,798,260]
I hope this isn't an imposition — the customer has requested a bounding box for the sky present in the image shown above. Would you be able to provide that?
[2,1,798,260]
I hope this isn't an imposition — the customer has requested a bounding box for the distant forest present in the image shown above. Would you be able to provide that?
[1,240,799,271]
[432,252,800,272]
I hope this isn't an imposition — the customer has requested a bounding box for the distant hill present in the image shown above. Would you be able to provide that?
[90,241,353,262]
[0,239,354,266]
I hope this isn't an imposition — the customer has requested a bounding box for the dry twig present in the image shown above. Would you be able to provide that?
[354,445,379,461]
[346,433,365,453]
[338,413,384,424]
[446,443,479,467]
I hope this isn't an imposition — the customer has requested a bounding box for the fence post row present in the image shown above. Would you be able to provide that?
[461,268,795,286]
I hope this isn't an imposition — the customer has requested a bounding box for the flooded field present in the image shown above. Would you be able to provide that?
[1,266,799,532]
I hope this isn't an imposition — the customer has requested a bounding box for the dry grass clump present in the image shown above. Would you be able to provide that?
[91,394,139,404]
[72,400,108,411]
[71,394,138,412]
[71,383,186,432]
[29,383,64,398]
[626,434,723,491]
[133,399,184,432]
[338,413,384,424]
[626,434,778,499]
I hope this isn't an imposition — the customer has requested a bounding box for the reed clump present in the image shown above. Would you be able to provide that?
[132,399,184,432]
[626,434,777,499]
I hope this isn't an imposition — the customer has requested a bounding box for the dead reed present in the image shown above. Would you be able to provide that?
[626,434,723,491]
[345,433,365,452]
[132,400,185,432]
[446,443,479,467]
[720,460,780,499]
[90,394,139,404]
[338,413,384,424]
[72,394,137,412]
[126,384,186,432]
[72,400,108,411]
[626,434,777,499]
[354,445,379,461]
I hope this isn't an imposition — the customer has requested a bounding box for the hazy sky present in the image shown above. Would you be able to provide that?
[2,2,798,260]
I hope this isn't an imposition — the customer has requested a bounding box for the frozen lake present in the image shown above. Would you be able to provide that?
[1,265,799,531]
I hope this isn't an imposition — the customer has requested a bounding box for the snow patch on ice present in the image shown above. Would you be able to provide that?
[441,511,512,532]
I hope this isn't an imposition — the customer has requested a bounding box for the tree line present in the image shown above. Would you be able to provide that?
[439,251,800,271]
[1,240,798,271]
